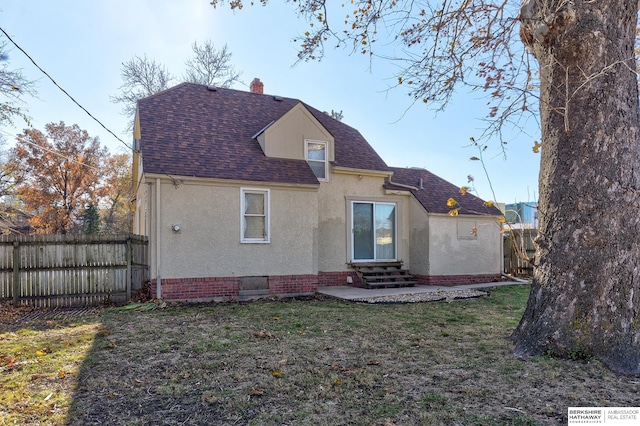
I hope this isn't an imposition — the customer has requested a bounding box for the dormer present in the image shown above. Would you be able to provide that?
[254,102,335,181]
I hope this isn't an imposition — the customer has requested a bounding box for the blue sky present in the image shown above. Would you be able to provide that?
[1,0,540,203]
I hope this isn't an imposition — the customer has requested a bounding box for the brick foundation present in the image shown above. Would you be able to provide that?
[150,277,240,301]
[269,274,318,295]
[149,272,502,301]
[151,274,320,301]
[413,273,502,286]
[318,271,362,287]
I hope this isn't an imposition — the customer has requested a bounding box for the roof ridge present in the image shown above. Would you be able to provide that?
[138,81,303,104]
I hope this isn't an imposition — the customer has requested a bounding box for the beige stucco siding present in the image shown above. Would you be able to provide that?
[427,215,501,275]
[258,104,335,161]
[407,196,431,276]
[317,171,411,272]
[150,178,318,280]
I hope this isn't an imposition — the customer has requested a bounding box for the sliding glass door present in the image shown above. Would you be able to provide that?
[352,202,396,261]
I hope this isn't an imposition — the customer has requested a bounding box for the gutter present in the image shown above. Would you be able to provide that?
[387,175,420,191]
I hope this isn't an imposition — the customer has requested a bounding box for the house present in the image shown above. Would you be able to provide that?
[0,204,33,235]
[132,79,503,301]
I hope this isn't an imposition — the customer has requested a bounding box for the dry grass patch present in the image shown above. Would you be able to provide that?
[0,314,102,425]
[2,286,639,425]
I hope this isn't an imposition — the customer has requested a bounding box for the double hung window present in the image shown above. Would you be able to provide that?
[305,140,328,181]
[241,188,270,243]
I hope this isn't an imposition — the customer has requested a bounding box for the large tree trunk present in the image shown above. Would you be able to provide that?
[511,1,640,375]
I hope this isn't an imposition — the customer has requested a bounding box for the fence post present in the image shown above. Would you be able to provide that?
[12,241,20,308]
[126,237,132,302]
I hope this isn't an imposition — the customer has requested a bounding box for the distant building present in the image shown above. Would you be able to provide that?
[505,202,538,229]
[0,205,33,235]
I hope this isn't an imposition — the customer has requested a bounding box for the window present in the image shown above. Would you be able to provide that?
[305,140,328,181]
[241,188,270,243]
[352,201,397,261]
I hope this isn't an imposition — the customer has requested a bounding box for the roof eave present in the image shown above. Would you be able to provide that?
[142,172,320,190]
[332,165,392,178]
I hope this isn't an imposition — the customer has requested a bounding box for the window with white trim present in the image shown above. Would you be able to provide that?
[352,201,397,261]
[241,188,270,243]
[305,140,328,181]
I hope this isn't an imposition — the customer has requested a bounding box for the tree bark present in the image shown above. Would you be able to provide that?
[511,1,640,375]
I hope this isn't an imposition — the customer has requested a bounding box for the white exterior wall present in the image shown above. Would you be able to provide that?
[427,215,502,275]
[317,171,411,272]
[147,177,318,281]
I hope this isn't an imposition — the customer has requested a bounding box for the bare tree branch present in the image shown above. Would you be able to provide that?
[184,40,242,87]
[110,55,174,131]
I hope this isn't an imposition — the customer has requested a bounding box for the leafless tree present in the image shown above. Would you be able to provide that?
[111,55,174,131]
[113,42,241,131]
[184,40,241,87]
[0,39,36,127]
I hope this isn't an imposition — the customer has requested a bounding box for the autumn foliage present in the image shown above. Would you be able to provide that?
[7,122,132,234]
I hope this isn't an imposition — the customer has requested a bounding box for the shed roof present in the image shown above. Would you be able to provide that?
[387,167,503,216]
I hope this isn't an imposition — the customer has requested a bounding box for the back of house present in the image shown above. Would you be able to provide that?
[132,79,503,301]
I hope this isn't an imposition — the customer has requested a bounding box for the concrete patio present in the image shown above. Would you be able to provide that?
[317,280,528,301]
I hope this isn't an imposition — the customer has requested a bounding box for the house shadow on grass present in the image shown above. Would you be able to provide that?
[64,304,230,425]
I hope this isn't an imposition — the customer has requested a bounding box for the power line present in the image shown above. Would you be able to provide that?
[0,127,137,186]
[0,128,102,173]
[0,26,132,150]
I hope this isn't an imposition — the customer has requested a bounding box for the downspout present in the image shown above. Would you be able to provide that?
[500,227,505,278]
[155,177,162,299]
[502,273,530,283]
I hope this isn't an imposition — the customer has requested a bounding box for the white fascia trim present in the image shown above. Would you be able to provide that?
[332,166,393,178]
[142,173,319,190]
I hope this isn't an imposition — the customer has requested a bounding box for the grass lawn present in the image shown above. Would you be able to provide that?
[1,285,639,425]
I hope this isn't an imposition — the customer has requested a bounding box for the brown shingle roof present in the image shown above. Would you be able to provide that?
[137,83,389,185]
[387,167,503,216]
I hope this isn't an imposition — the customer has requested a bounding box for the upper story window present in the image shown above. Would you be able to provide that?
[241,188,270,243]
[305,140,328,181]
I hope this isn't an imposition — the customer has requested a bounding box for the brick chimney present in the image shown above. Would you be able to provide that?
[250,78,264,94]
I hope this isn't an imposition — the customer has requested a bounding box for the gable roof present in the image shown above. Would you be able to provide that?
[387,167,503,216]
[137,83,389,185]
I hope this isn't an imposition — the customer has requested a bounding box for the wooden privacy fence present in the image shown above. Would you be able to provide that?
[503,228,536,277]
[0,234,148,308]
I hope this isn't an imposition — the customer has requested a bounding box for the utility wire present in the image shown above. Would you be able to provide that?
[0,128,102,173]
[0,26,132,150]
[0,127,137,186]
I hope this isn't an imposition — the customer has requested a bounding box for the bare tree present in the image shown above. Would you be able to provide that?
[110,54,174,131]
[325,109,344,121]
[0,38,36,233]
[113,43,241,131]
[211,0,640,375]
[0,39,36,127]
[184,40,241,87]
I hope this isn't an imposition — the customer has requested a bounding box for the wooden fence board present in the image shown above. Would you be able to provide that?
[503,228,536,277]
[0,234,148,307]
